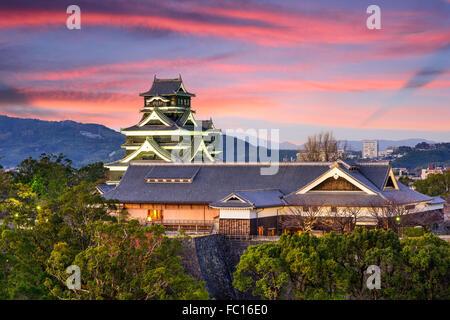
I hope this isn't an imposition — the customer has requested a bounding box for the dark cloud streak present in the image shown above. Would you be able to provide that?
[362,44,449,125]
[0,82,29,105]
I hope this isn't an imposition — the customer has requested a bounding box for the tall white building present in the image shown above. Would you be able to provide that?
[362,140,378,159]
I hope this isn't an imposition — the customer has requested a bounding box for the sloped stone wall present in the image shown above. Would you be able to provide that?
[180,234,269,299]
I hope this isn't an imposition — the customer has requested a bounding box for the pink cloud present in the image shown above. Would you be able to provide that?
[0,7,440,48]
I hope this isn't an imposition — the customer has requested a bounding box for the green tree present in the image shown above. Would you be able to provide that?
[233,243,289,300]
[75,162,108,184]
[0,227,53,299]
[401,234,450,299]
[279,232,347,299]
[413,171,449,197]
[332,228,403,300]
[0,177,208,300]
[398,176,414,186]
[45,182,116,250]
[233,229,450,300]
[0,170,39,229]
[46,221,209,300]
[12,153,75,200]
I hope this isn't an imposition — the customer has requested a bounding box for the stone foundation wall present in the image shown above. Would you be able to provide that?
[179,234,271,299]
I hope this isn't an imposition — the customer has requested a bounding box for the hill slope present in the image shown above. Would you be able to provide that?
[0,115,125,168]
[391,148,450,170]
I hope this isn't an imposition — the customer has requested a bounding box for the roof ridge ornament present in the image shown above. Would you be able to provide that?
[330,161,339,168]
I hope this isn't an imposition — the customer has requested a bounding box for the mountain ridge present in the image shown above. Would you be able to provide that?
[0,115,444,168]
[0,115,125,168]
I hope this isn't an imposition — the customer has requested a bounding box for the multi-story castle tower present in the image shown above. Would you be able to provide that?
[105,76,221,184]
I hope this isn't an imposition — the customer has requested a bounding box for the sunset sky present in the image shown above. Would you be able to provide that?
[0,0,449,144]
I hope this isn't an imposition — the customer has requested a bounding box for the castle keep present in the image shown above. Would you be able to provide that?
[105,76,221,184]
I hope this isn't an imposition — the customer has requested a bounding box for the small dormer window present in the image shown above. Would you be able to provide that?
[385,176,395,188]
[146,178,191,183]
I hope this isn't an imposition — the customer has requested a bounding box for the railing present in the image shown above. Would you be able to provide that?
[146,219,216,234]
[148,219,215,226]
[224,235,280,241]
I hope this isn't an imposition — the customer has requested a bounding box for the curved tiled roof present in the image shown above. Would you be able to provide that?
[139,76,195,97]
[211,189,285,209]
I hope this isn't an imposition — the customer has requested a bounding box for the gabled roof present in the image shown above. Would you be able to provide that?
[211,189,285,209]
[139,75,195,97]
[178,109,197,127]
[119,137,177,163]
[428,196,446,205]
[338,164,381,193]
[381,182,432,205]
[138,108,175,127]
[291,161,380,196]
[356,162,391,190]
[96,184,117,195]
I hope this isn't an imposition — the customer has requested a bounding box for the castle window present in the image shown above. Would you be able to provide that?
[258,226,264,236]
[227,196,242,202]
[147,209,163,222]
[385,176,396,189]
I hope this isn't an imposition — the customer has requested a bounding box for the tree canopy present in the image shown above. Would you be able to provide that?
[413,171,449,197]
[233,229,450,300]
[0,153,208,300]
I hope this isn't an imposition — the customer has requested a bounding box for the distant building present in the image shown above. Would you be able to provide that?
[420,164,447,180]
[378,150,388,158]
[378,147,394,159]
[362,140,378,159]
[393,167,409,177]
[386,147,395,154]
